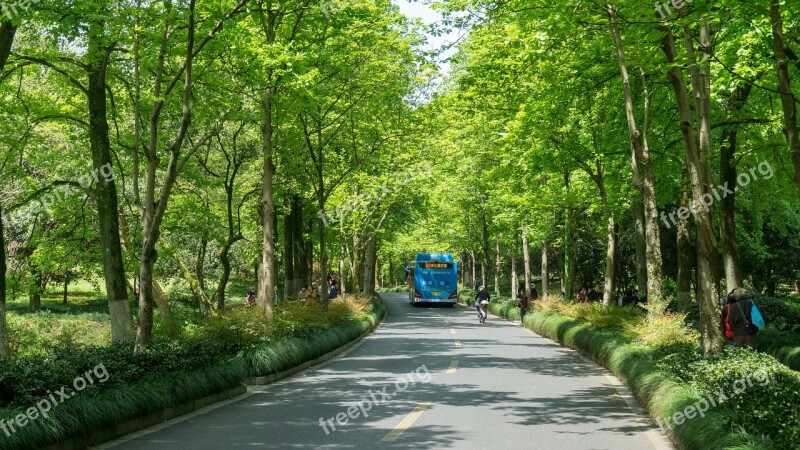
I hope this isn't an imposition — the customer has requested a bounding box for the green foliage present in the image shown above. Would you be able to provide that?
[753,295,800,331]
[757,329,800,372]
[663,347,800,447]
[6,312,111,357]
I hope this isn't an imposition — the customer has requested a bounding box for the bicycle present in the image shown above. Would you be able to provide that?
[477,300,489,323]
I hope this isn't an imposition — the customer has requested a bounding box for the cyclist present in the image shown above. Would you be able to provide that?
[475,285,490,322]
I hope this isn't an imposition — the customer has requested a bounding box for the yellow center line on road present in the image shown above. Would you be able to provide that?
[446,360,459,374]
[454,340,462,348]
[380,402,432,442]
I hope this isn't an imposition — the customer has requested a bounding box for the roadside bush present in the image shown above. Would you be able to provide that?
[757,328,800,372]
[752,295,792,330]
[678,347,800,447]
[630,312,699,350]
[0,339,232,408]
[186,295,375,351]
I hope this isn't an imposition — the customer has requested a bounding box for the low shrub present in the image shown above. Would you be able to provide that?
[6,312,111,358]
[0,339,231,408]
[757,329,800,372]
[0,360,244,450]
[241,297,385,377]
[752,295,792,330]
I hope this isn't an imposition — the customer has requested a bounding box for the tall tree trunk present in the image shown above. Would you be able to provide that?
[217,239,235,310]
[0,206,9,357]
[0,21,16,70]
[257,10,278,315]
[292,196,307,288]
[634,203,648,294]
[283,203,294,300]
[317,191,328,299]
[306,234,314,287]
[29,271,43,312]
[580,159,616,306]
[196,234,207,293]
[719,85,751,291]
[604,217,618,306]
[62,276,69,304]
[163,238,213,315]
[470,250,476,288]
[541,240,548,300]
[87,13,134,343]
[564,171,573,302]
[118,212,174,328]
[339,219,346,295]
[511,242,518,301]
[363,237,377,296]
[494,236,501,298]
[0,25,15,355]
[607,4,662,303]
[522,228,532,301]
[215,152,244,310]
[480,211,489,288]
[661,25,721,354]
[769,0,800,194]
[677,170,692,312]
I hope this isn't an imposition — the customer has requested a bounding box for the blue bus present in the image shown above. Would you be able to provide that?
[409,253,458,306]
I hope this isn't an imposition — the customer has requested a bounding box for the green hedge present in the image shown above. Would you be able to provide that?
[0,296,386,449]
[0,360,244,450]
[457,293,777,450]
[242,298,386,377]
[758,329,800,372]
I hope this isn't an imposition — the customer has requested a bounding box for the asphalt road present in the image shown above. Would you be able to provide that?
[99,293,673,450]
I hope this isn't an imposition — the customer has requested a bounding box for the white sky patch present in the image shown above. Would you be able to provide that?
[393,0,466,77]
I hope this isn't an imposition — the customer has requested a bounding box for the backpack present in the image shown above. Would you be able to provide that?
[723,304,734,340]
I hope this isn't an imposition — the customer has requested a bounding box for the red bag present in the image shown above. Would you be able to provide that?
[723,304,735,340]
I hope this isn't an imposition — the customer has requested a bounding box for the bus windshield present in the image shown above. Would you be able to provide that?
[410,252,458,304]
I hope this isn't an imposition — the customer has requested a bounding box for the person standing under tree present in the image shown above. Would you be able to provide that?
[328,279,339,299]
[727,288,758,348]
[721,290,736,346]
[246,287,255,307]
